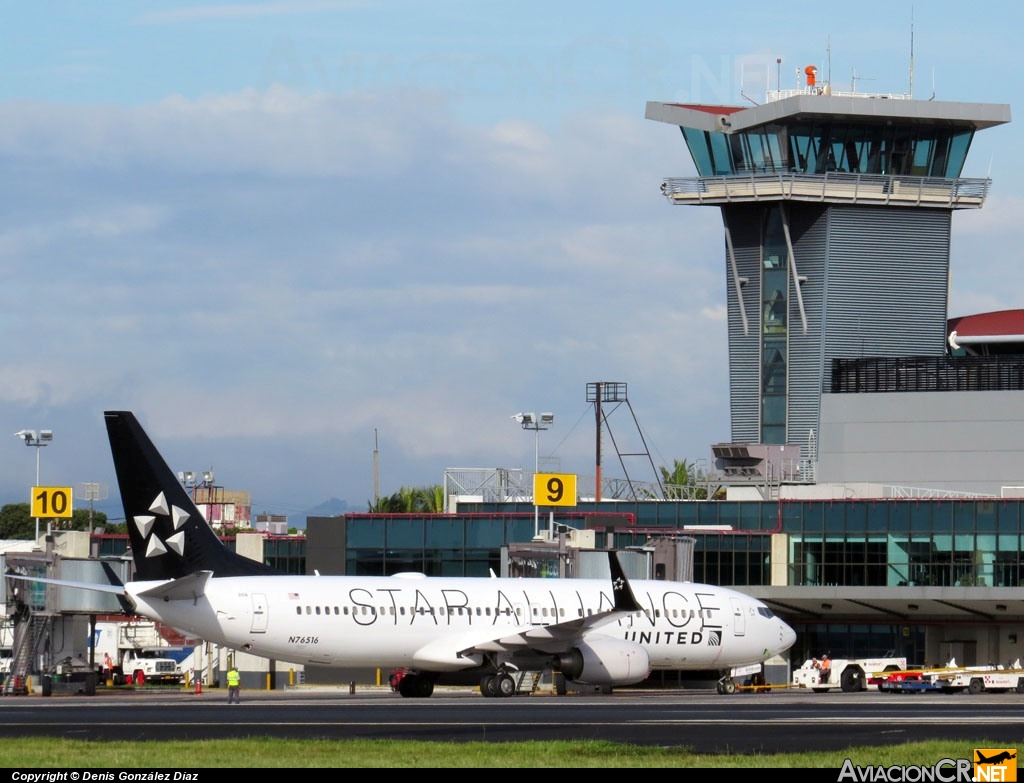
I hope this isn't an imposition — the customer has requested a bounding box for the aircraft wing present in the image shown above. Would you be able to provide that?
[473,549,643,653]
[414,550,644,669]
[412,607,636,670]
[473,606,635,652]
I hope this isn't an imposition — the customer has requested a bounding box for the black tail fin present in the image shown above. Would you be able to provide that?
[105,410,279,581]
[607,550,642,612]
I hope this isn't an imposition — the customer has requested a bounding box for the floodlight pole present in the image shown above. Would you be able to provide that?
[14,429,51,542]
[33,441,40,540]
[513,412,554,539]
[532,425,541,538]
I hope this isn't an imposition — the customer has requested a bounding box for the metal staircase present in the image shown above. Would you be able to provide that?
[2,608,51,696]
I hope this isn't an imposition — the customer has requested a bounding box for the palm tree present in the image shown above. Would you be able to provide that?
[367,485,445,513]
[658,459,721,500]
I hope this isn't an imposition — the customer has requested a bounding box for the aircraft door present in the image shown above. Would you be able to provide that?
[730,597,746,637]
[251,593,268,633]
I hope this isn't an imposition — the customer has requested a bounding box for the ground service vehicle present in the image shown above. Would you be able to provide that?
[791,656,907,692]
[115,649,184,686]
[93,620,185,686]
[940,665,1024,694]
[876,659,1024,694]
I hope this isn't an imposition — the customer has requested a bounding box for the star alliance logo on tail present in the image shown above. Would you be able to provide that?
[134,490,190,560]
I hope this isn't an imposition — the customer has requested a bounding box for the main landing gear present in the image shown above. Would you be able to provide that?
[479,671,517,697]
[396,672,435,698]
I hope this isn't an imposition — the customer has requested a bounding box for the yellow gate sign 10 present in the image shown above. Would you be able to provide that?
[533,473,577,507]
[31,486,73,519]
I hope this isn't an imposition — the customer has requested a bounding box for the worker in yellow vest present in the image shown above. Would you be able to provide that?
[227,664,241,704]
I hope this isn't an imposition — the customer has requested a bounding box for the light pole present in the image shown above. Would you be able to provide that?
[178,469,217,525]
[14,428,53,542]
[512,412,554,538]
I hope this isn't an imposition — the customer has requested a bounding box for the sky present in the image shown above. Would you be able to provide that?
[1,1,1022,522]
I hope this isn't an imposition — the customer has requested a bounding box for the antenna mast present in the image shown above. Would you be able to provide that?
[909,8,915,97]
[373,428,379,505]
[826,36,831,87]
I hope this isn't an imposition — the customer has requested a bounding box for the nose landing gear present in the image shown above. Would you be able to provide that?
[716,676,737,694]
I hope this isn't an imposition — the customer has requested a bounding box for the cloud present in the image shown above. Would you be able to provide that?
[5,76,1019,517]
[0,84,726,515]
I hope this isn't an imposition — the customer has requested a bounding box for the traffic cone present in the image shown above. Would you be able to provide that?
[194,675,202,695]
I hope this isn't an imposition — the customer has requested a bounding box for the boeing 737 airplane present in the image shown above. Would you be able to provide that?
[8,411,796,697]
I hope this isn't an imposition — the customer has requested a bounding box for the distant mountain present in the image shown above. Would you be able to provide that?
[290,497,349,529]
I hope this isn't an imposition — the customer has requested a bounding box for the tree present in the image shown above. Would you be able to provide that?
[54,507,111,533]
[658,459,722,500]
[367,485,445,513]
[0,503,34,539]
[0,502,111,539]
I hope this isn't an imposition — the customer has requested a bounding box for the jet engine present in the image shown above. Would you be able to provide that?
[554,639,651,686]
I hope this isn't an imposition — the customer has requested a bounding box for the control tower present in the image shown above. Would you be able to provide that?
[646,70,1013,495]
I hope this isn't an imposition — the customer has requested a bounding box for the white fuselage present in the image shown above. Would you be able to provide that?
[128,573,795,672]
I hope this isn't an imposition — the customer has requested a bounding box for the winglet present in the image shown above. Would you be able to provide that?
[608,550,642,612]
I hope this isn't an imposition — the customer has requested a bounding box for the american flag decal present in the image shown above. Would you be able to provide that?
[288,592,299,600]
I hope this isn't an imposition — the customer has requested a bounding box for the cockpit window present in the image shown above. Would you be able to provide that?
[757,607,775,619]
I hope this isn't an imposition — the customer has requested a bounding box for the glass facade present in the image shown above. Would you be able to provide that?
[338,500,1024,589]
[761,205,788,443]
[681,122,974,177]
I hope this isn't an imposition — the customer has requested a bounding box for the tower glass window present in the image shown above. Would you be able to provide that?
[761,205,788,443]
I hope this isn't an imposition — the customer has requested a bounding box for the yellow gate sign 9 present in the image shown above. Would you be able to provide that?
[31,486,73,519]
[533,473,577,507]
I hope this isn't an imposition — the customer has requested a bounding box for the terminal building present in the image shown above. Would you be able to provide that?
[4,64,1024,689]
